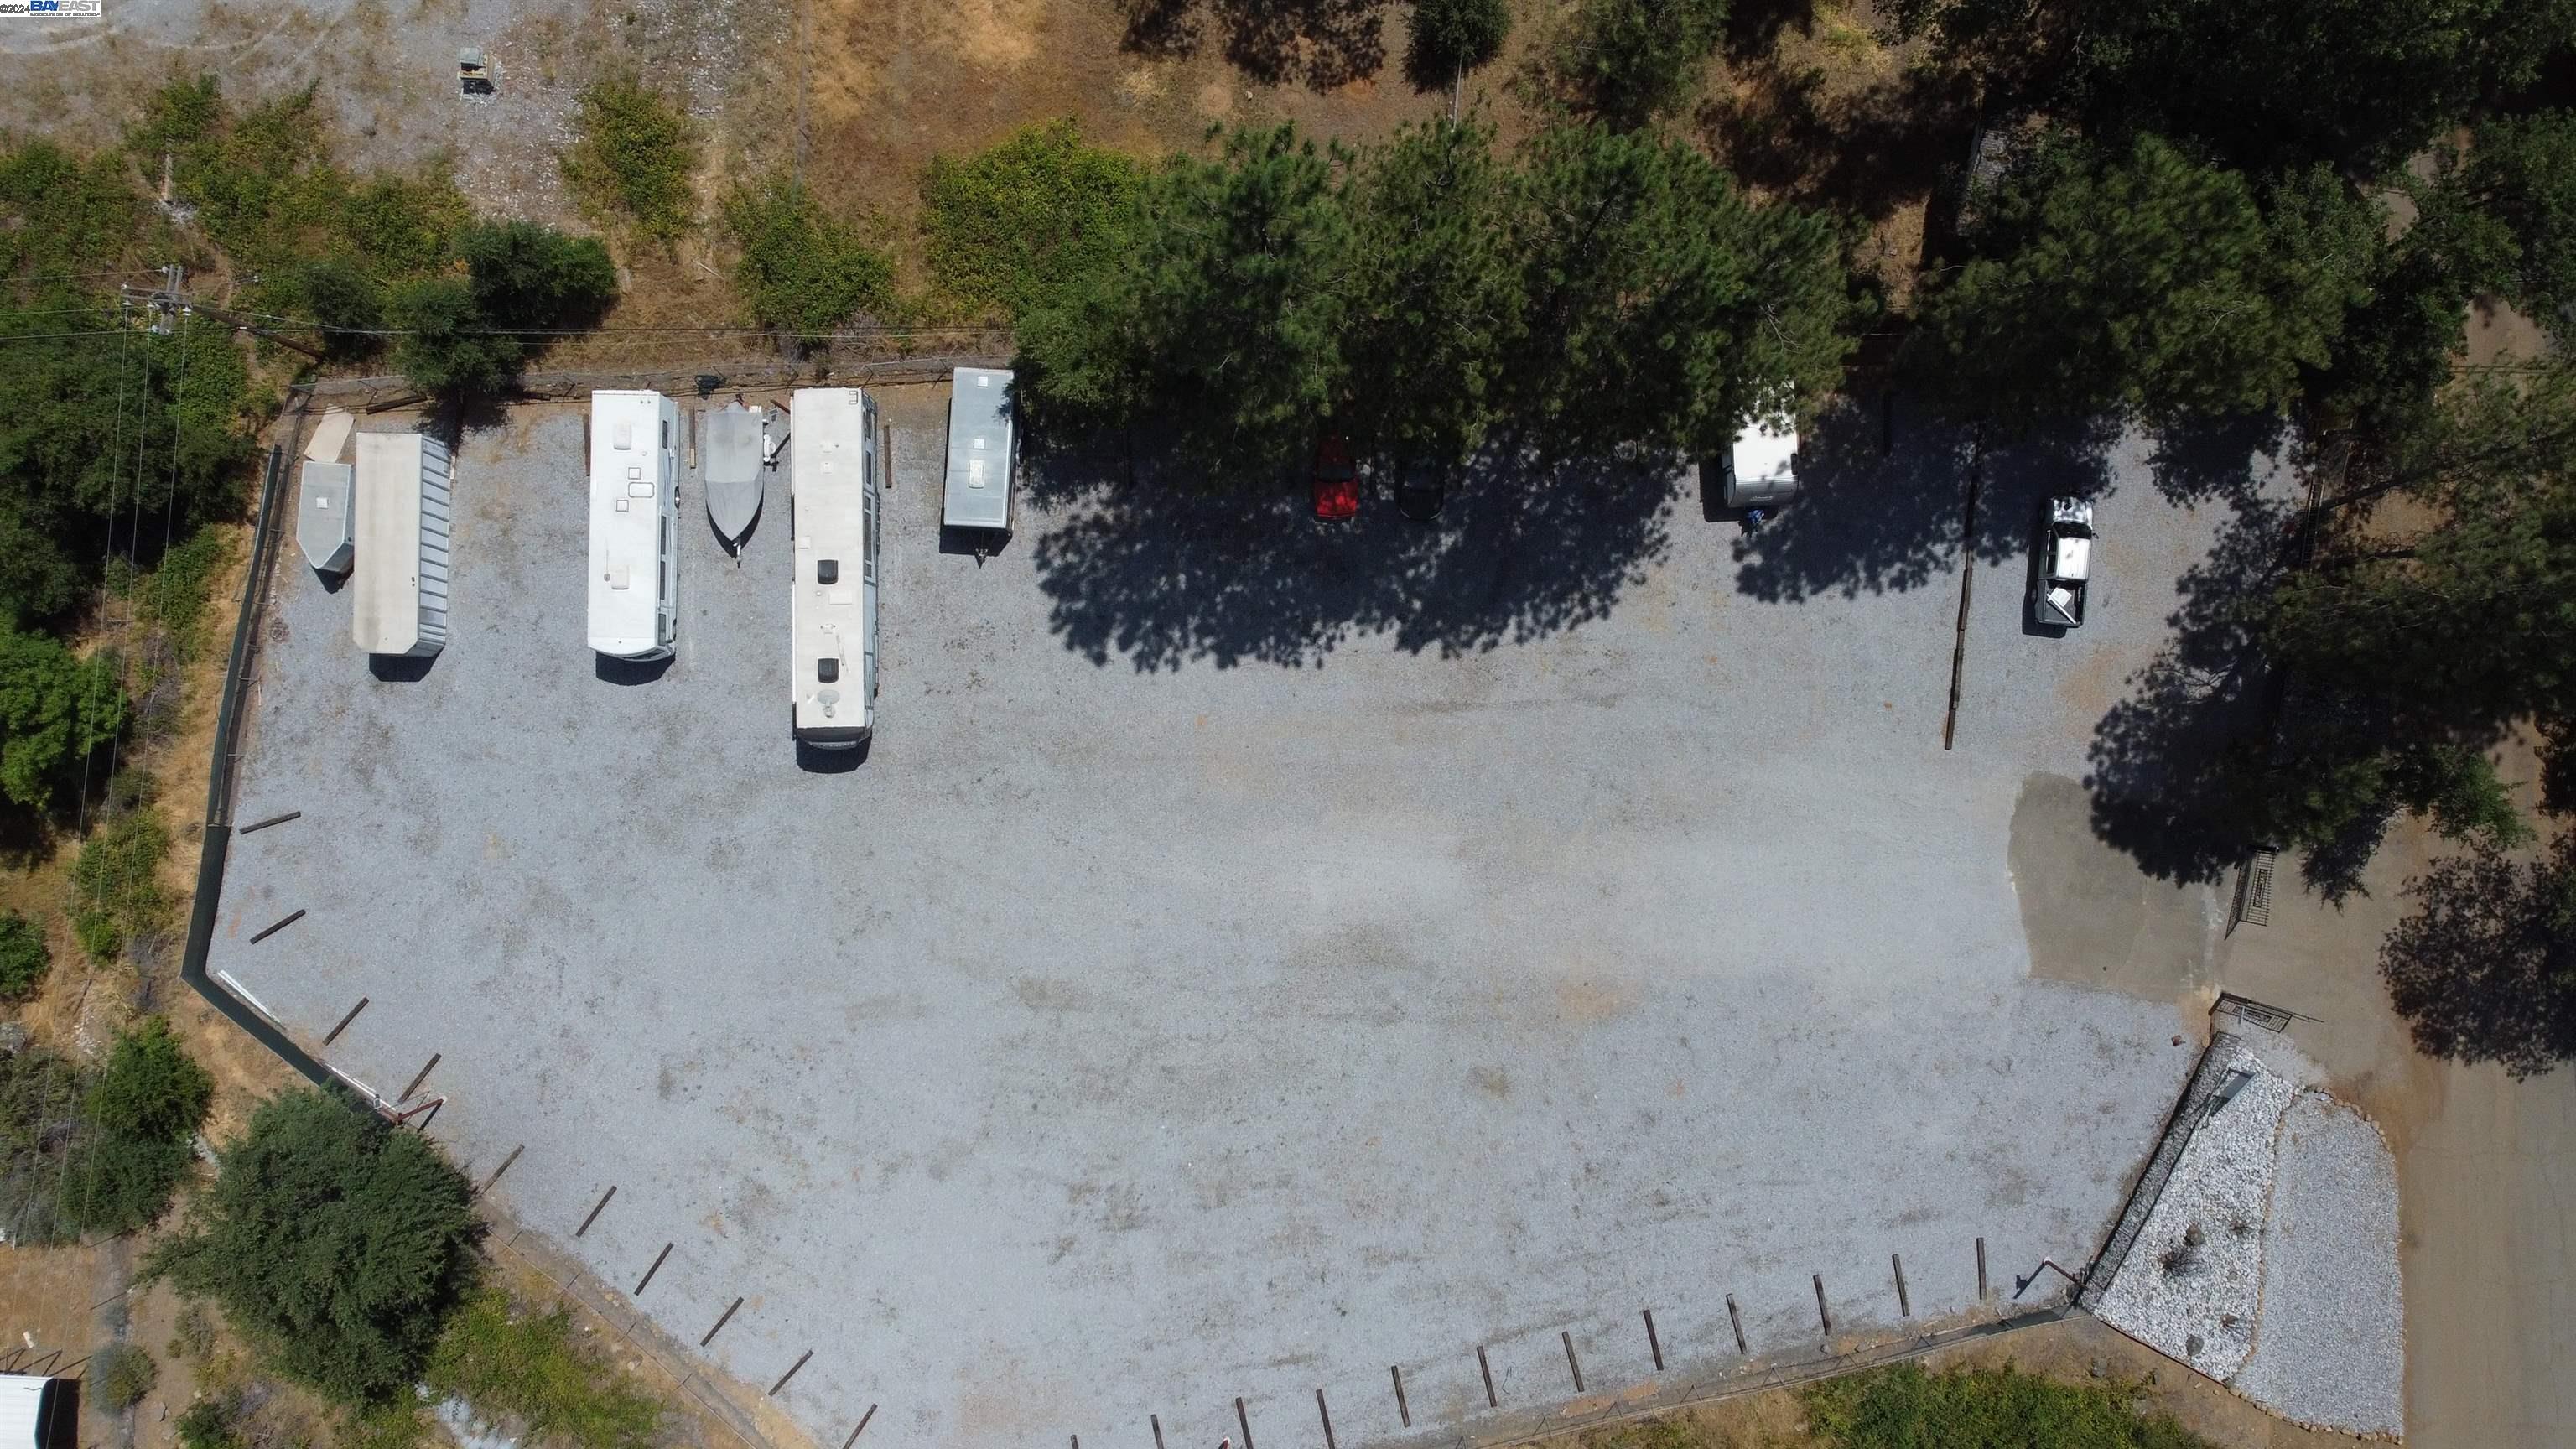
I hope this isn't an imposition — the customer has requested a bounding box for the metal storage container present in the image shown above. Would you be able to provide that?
[351,433,452,658]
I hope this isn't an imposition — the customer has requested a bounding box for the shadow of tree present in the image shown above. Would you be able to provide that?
[1698,59,1980,221]
[1024,437,1679,670]
[1722,0,1820,63]
[1727,394,2115,603]
[2381,842,2576,1078]
[1119,0,1391,89]
[2144,413,2295,506]
[2081,491,2301,884]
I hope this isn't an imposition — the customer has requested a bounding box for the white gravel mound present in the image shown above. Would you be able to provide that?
[2231,1096,2405,1436]
[2094,1041,2404,1438]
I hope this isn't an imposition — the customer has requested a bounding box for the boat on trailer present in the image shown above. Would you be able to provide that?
[704,401,766,548]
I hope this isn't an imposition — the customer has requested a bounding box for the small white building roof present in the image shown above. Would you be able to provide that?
[588,391,671,657]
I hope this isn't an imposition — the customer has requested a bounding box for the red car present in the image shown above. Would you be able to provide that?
[1312,434,1359,521]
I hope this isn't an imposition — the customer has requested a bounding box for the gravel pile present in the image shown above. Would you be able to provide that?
[2096,1041,2405,1438]
[2093,1043,2293,1378]
[2231,1095,2404,1436]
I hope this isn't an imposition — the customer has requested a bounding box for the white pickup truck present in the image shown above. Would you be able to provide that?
[2033,496,2095,629]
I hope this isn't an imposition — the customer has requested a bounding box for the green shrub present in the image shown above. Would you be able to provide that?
[724,181,895,343]
[56,1016,211,1236]
[70,808,169,963]
[138,527,236,666]
[561,75,696,246]
[1801,1363,2215,1449]
[147,1089,481,1406]
[921,121,1143,319]
[174,1398,241,1449]
[390,223,618,397]
[293,259,387,359]
[1555,0,1731,126]
[90,1343,158,1410]
[1406,0,1513,83]
[0,911,49,1000]
[0,623,126,818]
[427,1289,662,1449]
[167,1303,214,1362]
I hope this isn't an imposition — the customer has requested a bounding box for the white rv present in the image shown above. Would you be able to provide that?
[588,390,681,661]
[789,387,880,748]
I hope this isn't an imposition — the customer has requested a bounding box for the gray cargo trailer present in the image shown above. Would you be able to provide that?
[942,367,1015,536]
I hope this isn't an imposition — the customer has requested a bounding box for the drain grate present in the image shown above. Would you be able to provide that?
[2236,848,2277,927]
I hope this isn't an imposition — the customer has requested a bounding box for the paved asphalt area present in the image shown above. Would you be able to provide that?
[208,389,2290,1449]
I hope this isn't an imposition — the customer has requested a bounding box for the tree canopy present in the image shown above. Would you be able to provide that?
[1405,0,1514,86]
[1893,0,2576,175]
[1509,125,1857,457]
[147,1089,481,1405]
[1021,124,1356,478]
[2236,361,2576,891]
[391,221,618,396]
[0,624,124,817]
[2458,111,2576,333]
[1342,117,1525,473]
[1553,0,1732,128]
[1907,133,2374,427]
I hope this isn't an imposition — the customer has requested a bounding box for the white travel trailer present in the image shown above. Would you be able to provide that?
[588,390,682,661]
[942,366,1015,536]
[350,433,452,658]
[789,387,879,748]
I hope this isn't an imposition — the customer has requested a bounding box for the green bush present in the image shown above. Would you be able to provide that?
[1555,0,1731,127]
[0,911,49,1000]
[70,808,169,963]
[1801,1363,2215,1449]
[174,1398,242,1449]
[147,1089,482,1406]
[293,259,387,360]
[921,121,1143,319]
[427,1290,662,1449]
[724,181,895,344]
[391,223,618,397]
[56,1016,211,1236]
[0,625,125,816]
[138,527,236,667]
[561,74,696,246]
[89,1343,158,1410]
[1406,0,1513,84]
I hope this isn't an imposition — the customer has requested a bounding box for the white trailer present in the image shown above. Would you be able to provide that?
[588,390,682,661]
[790,387,879,748]
[351,433,452,658]
[942,366,1015,535]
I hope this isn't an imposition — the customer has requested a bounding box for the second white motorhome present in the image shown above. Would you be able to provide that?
[789,387,879,748]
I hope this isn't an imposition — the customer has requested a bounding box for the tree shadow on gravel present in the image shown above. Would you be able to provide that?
[2143,413,2295,506]
[1728,395,2116,603]
[1023,435,1680,670]
[2381,842,2576,1078]
[2081,491,2302,884]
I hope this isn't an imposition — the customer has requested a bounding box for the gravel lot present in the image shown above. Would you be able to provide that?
[208,389,2287,1449]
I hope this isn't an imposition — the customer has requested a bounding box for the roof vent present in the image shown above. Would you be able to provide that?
[613,421,633,449]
